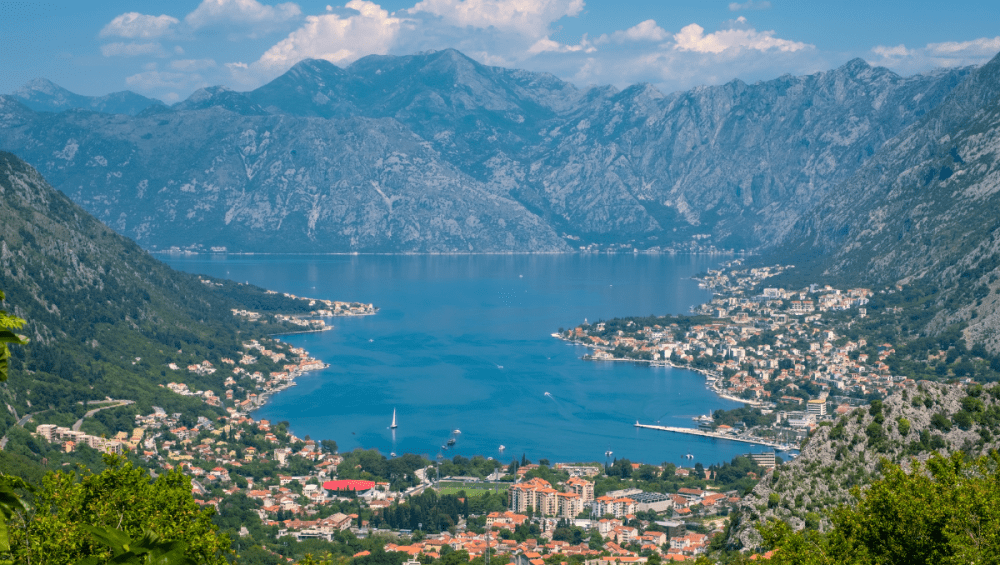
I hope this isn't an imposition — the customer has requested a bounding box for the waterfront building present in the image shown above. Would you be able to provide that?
[745,451,777,468]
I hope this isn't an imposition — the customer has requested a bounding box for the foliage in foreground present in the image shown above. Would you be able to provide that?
[0,289,28,383]
[757,451,1000,564]
[5,454,230,564]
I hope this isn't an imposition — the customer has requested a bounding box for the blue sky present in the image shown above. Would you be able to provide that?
[2,0,998,102]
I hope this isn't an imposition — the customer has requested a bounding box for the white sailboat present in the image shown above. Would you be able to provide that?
[390,408,397,429]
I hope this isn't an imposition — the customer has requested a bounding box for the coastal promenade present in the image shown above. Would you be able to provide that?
[634,422,792,450]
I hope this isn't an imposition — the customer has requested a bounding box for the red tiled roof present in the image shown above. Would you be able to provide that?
[323,479,376,491]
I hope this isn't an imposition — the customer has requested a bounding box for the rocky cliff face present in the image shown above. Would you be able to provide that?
[782,50,1000,351]
[0,50,977,252]
[729,383,1000,549]
[516,61,975,247]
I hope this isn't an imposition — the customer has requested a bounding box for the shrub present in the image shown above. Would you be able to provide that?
[897,417,911,436]
[930,412,952,432]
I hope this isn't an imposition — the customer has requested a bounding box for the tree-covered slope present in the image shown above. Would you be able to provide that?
[0,151,314,439]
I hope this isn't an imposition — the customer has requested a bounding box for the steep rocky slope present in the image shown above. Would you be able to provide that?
[780,50,1000,351]
[729,382,1000,549]
[521,60,973,246]
[0,50,976,252]
[0,98,567,253]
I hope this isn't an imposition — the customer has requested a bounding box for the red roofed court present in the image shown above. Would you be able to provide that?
[323,479,376,492]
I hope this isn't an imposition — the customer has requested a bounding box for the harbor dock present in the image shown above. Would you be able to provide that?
[634,421,793,450]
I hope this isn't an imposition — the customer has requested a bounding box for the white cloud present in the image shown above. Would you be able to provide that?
[407,0,583,38]
[673,17,810,54]
[528,35,595,55]
[926,36,1000,57]
[185,0,302,29]
[100,13,179,39]
[252,0,401,72]
[728,1,771,11]
[100,42,169,58]
[872,44,910,58]
[869,36,1000,74]
[598,19,668,44]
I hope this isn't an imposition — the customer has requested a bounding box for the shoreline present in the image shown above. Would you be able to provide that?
[270,326,335,336]
[253,310,373,414]
[557,334,757,409]
[154,249,745,257]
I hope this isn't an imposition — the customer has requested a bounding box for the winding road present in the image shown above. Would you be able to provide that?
[72,400,134,431]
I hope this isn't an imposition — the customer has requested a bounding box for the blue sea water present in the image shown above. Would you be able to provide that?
[163,254,757,468]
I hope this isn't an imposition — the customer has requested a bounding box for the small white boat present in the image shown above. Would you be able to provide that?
[390,408,397,429]
[499,444,506,452]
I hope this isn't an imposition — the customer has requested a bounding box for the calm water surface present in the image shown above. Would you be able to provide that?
[163,254,757,468]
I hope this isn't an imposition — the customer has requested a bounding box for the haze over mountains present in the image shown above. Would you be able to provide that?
[0,49,981,254]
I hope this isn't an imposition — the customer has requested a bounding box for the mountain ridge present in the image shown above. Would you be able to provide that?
[774,49,1000,351]
[11,78,164,116]
[0,50,978,254]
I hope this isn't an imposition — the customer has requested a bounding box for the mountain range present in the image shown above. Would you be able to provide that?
[0,49,977,253]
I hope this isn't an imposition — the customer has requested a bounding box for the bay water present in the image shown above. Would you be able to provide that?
[163,254,755,468]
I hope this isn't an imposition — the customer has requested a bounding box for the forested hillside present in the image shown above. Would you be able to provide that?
[0,151,319,461]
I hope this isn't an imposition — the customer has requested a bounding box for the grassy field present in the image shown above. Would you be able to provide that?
[436,482,508,496]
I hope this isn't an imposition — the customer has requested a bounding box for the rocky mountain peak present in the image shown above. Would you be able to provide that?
[840,57,875,75]
[9,79,162,115]
[282,58,349,86]
[14,77,67,98]
[175,85,267,115]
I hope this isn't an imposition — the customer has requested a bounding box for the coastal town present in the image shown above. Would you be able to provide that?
[31,397,761,562]
[558,261,964,451]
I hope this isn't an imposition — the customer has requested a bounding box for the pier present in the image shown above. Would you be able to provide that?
[634,422,793,450]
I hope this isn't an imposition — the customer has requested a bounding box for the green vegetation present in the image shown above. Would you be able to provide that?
[758,451,1000,564]
[6,454,230,564]
[0,152,332,476]
[0,289,28,383]
[713,407,777,430]
[436,482,507,497]
[590,455,763,498]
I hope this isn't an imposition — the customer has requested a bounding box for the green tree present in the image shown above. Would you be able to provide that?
[77,524,196,564]
[758,451,1000,564]
[0,475,32,559]
[896,417,911,436]
[10,455,231,564]
[0,289,29,382]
